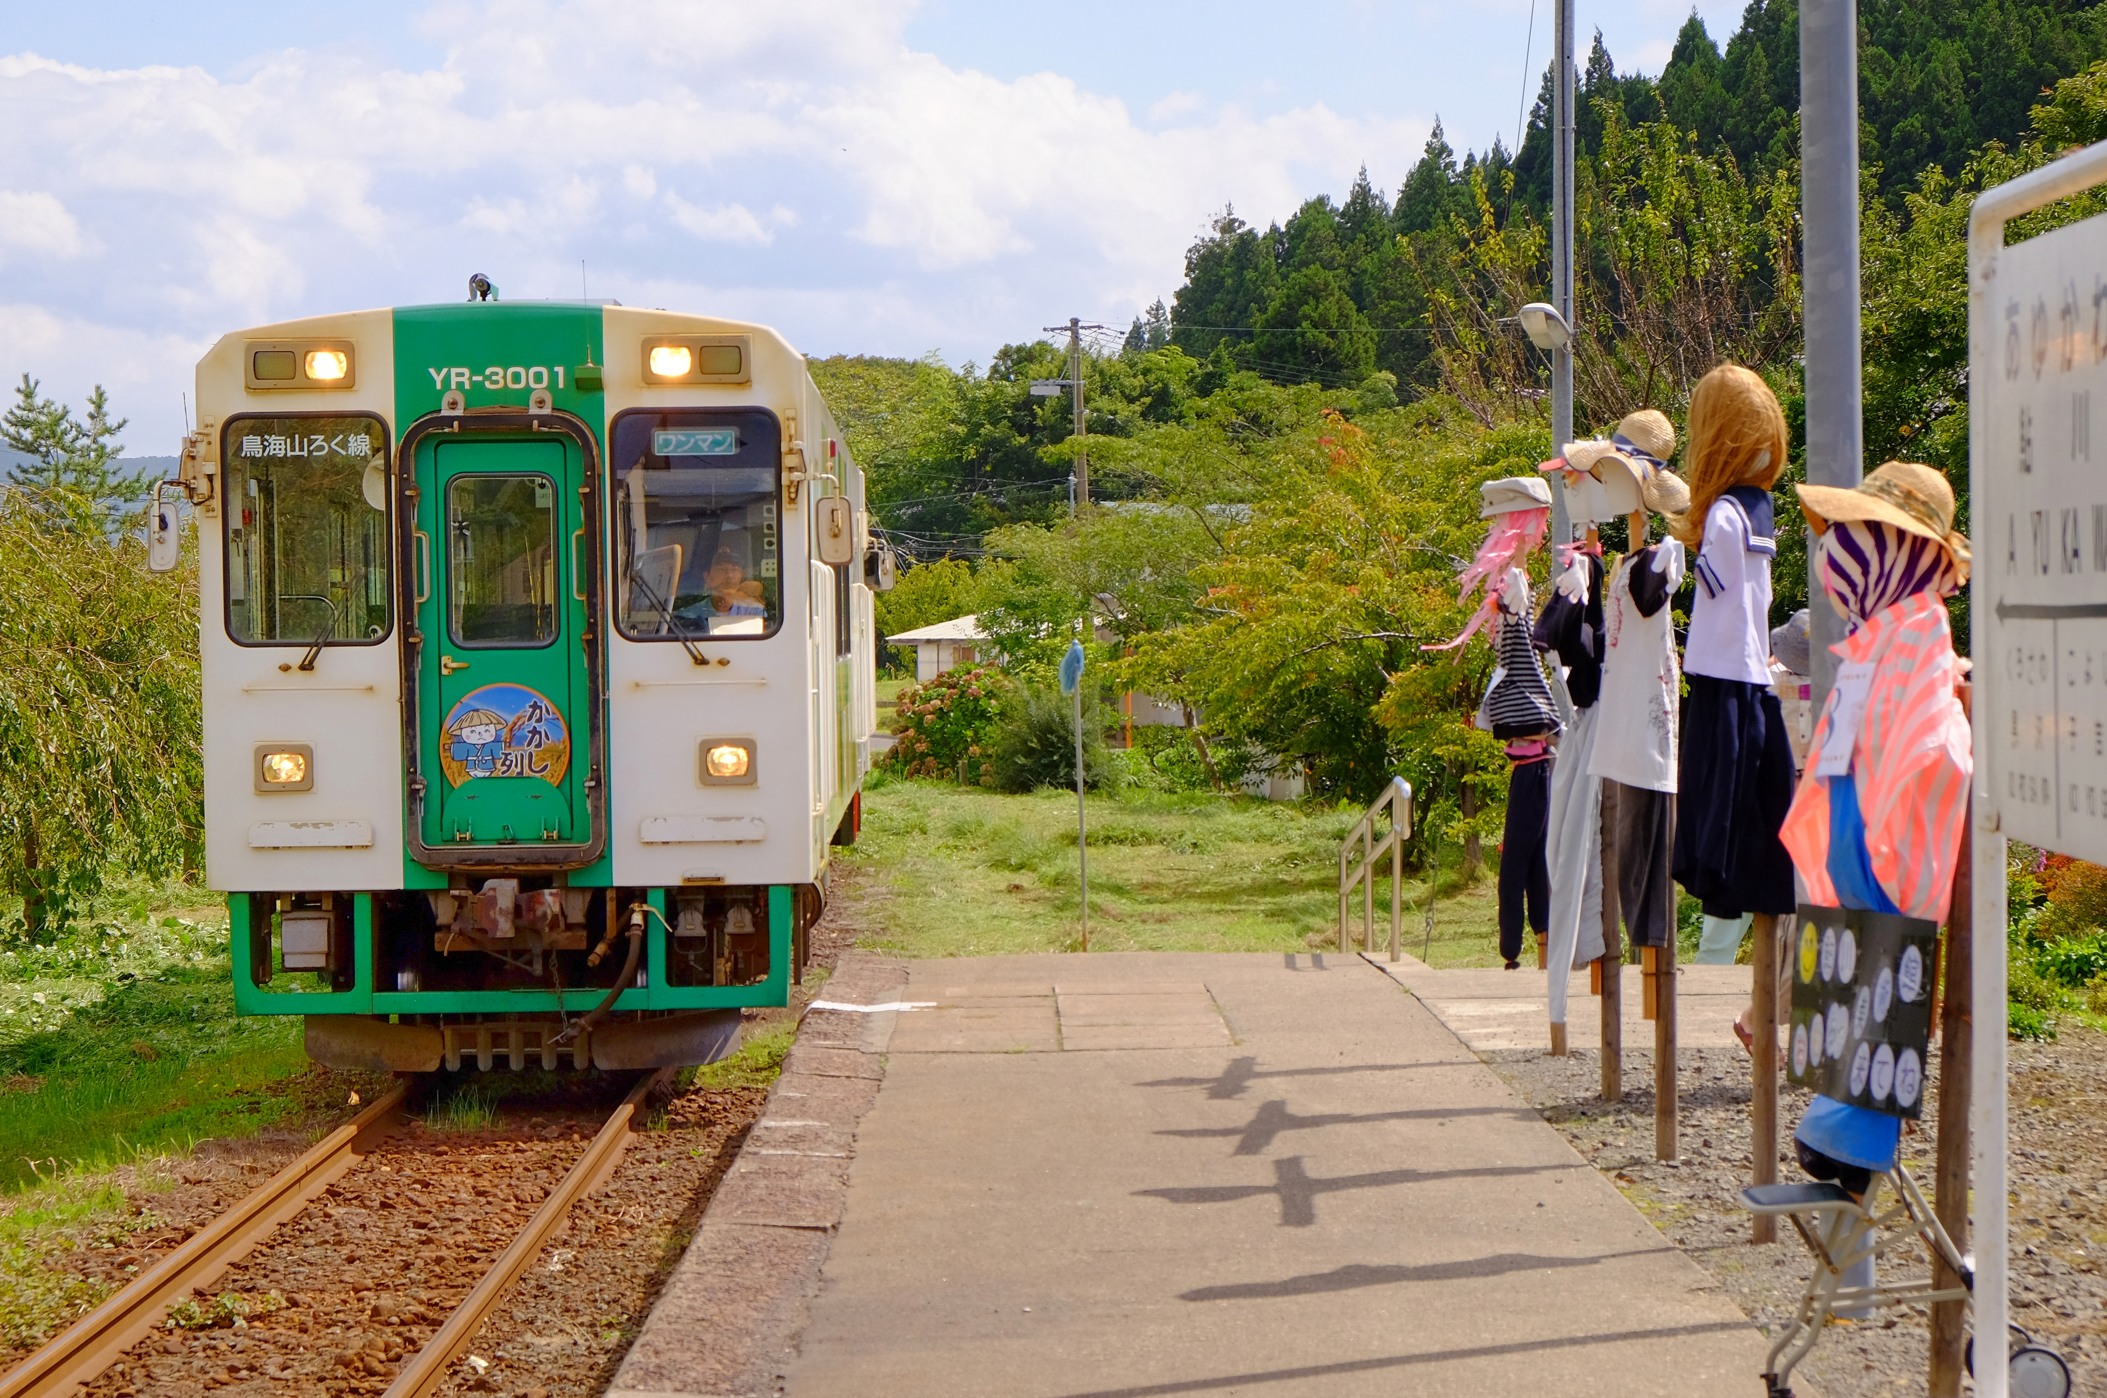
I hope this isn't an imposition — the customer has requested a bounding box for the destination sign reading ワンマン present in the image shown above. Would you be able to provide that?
[653,428,741,457]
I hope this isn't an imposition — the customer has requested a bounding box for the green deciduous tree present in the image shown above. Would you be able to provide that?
[0,489,200,941]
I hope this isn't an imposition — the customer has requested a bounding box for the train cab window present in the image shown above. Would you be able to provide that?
[446,474,559,647]
[223,415,391,645]
[610,409,781,641]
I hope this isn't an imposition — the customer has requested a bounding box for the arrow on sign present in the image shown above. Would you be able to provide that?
[1995,601,2107,619]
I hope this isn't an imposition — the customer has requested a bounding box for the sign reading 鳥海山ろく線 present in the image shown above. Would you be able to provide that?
[1975,210,2107,863]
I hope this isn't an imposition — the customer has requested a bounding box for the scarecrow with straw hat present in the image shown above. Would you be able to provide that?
[1776,459,1973,1298]
[1541,411,1694,1014]
[1429,475,1560,969]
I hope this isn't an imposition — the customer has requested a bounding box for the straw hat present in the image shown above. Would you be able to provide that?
[1642,468,1690,517]
[1552,409,1679,516]
[1560,408,1675,475]
[1480,475,1553,518]
[1795,461,1971,581]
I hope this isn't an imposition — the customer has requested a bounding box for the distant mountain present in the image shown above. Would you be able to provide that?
[0,449,177,481]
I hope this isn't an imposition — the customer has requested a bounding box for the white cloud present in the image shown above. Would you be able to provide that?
[0,190,84,258]
[0,0,1429,445]
[0,303,211,452]
[664,194,775,246]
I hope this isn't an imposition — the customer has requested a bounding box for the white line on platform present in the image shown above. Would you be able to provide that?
[805,1000,936,1014]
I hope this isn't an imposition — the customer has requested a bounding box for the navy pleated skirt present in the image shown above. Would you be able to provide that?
[1672,673,1797,918]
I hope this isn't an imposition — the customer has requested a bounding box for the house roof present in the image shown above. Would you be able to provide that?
[886,613,986,643]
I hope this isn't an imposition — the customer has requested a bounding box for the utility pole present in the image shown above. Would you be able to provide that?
[1774,0,1864,1249]
[1803,0,1862,713]
[1041,318,1109,507]
[1550,0,1577,545]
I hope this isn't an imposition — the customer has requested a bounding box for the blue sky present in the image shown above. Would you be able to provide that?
[0,0,1747,449]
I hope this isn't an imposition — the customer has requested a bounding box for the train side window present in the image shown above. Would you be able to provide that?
[609,409,781,642]
[222,414,392,646]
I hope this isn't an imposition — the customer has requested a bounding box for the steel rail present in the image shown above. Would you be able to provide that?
[0,1080,410,1398]
[384,1067,669,1397]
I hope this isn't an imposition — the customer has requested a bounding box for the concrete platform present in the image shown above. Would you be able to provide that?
[607,951,1785,1397]
[1371,952,1754,1055]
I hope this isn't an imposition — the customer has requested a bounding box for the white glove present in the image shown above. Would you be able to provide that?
[1499,566,1530,616]
[1554,556,1590,604]
[1650,537,1687,590]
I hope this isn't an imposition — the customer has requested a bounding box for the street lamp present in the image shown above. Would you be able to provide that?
[1517,301,1573,353]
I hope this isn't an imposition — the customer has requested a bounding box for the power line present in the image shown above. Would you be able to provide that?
[875,475,1072,509]
[1171,324,1434,335]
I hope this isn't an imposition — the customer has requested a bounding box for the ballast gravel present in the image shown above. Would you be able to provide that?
[1484,1024,2107,1398]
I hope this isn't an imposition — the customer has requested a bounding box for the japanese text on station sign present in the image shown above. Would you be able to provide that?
[1976,212,2107,861]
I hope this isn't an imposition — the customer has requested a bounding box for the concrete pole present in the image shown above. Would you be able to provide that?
[1549,0,1576,544]
[1801,0,1863,709]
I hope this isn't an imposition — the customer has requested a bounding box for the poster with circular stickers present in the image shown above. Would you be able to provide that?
[1785,905,1940,1120]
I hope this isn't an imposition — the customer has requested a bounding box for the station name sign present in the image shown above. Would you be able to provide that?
[1977,213,2107,861]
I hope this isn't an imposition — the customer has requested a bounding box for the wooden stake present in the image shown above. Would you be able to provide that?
[1930,687,1974,1397]
[1655,936,1677,1162]
[1641,946,1661,1020]
[1549,1021,1568,1056]
[1599,780,1622,1103]
[1750,911,1779,1244]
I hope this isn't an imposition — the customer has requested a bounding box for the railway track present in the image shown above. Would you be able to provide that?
[0,1069,669,1398]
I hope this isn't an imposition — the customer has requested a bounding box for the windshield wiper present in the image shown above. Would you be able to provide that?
[626,567,710,667]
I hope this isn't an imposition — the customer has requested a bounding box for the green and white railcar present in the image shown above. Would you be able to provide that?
[159,296,882,1071]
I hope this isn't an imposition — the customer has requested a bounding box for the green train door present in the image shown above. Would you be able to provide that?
[403,419,604,867]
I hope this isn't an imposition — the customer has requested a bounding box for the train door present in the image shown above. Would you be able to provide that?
[403,422,603,864]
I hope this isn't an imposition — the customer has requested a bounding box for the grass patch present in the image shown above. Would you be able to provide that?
[166,1288,286,1330]
[0,1171,168,1349]
[684,1020,795,1091]
[848,781,1510,965]
[0,896,312,1193]
[422,1083,499,1132]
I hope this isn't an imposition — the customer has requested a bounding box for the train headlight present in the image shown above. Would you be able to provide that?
[245,340,355,390]
[304,349,349,381]
[647,344,694,378]
[641,335,750,385]
[700,740,756,785]
[255,744,314,792]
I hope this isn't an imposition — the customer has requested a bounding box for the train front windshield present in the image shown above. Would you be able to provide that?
[609,409,782,640]
[222,414,392,647]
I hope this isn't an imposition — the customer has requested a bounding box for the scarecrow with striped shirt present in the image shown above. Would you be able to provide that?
[1428,476,1561,969]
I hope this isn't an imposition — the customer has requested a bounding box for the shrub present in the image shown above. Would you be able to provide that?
[2010,1002,2057,1041]
[2037,928,2107,987]
[1121,726,1262,793]
[883,665,1007,785]
[2007,938,2069,1040]
[990,688,1116,793]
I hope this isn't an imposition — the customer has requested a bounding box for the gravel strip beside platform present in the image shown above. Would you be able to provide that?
[605,952,908,1398]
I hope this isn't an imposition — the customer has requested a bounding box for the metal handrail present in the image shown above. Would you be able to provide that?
[1338,777,1412,960]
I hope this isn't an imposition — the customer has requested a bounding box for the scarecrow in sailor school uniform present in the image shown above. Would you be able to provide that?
[447,708,507,779]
